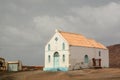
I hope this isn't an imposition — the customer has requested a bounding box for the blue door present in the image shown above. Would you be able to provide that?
[53,52,59,68]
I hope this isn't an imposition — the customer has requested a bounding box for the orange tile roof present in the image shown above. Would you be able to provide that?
[88,39,107,49]
[59,31,107,49]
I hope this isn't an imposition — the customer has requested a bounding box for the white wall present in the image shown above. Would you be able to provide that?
[100,49,109,67]
[44,32,70,68]
[69,46,109,70]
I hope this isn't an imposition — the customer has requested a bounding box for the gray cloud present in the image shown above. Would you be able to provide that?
[0,0,120,65]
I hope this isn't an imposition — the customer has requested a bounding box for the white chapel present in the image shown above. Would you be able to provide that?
[43,30,109,71]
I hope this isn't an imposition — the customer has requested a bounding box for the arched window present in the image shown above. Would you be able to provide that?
[54,52,59,57]
[48,44,50,51]
[63,55,65,62]
[48,55,50,63]
[62,43,65,50]
[84,55,89,63]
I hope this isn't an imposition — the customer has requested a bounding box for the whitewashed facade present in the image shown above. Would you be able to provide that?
[44,30,109,71]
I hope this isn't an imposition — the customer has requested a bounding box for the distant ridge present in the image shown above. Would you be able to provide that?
[107,44,120,67]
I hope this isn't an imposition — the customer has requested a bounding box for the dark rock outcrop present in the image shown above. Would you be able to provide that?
[107,44,120,67]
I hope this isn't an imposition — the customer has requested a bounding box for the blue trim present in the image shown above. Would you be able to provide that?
[58,67,68,71]
[43,67,68,71]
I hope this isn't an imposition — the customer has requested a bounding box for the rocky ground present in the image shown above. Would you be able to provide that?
[107,44,120,67]
[0,68,120,80]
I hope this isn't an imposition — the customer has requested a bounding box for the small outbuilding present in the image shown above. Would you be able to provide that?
[7,60,22,71]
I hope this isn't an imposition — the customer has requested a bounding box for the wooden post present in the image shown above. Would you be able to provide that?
[92,58,96,66]
[99,59,101,67]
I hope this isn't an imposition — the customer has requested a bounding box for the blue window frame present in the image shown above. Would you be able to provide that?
[62,43,65,50]
[84,55,89,63]
[63,55,65,62]
[48,55,50,63]
[48,44,50,51]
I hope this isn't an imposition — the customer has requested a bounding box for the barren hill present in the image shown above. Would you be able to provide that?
[107,44,120,67]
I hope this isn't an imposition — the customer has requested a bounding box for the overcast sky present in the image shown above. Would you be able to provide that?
[0,0,120,66]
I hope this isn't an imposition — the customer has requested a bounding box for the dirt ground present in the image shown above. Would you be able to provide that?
[0,68,120,80]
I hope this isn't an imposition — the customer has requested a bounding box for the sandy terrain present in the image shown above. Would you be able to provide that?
[0,68,120,80]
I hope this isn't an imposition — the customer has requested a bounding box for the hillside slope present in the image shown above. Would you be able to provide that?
[107,44,120,67]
